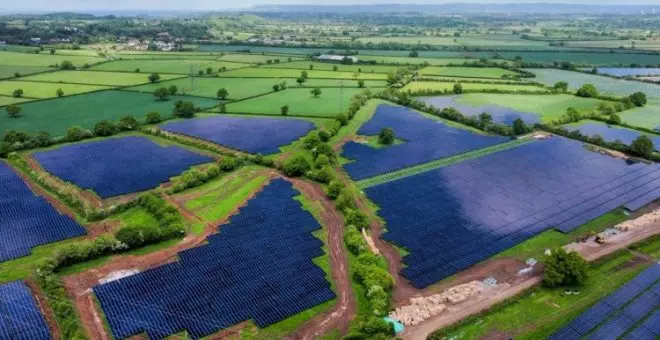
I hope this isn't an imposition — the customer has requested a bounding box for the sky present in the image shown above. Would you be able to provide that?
[2,0,659,12]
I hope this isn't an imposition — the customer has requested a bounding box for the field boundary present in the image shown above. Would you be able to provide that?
[357,137,536,188]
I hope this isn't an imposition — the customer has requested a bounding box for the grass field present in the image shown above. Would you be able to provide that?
[263,61,404,74]
[218,53,304,63]
[0,90,219,136]
[525,68,660,98]
[358,55,511,66]
[419,66,519,79]
[90,59,250,74]
[404,81,548,93]
[0,51,104,67]
[219,67,388,80]
[113,53,220,60]
[19,70,183,86]
[0,95,31,107]
[499,51,660,66]
[129,77,386,100]
[620,100,660,129]
[454,93,607,121]
[0,65,51,79]
[0,81,111,98]
[224,87,365,117]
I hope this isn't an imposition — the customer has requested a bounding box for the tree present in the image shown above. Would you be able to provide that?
[409,50,419,58]
[148,73,161,83]
[12,89,23,98]
[317,129,330,142]
[629,92,647,107]
[6,105,22,118]
[576,83,598,98]
[631,135,654,158]
[279,80,287,90]
[66,126,90,141]
[118,116,139,130]
[56,88,64,97]
[153,87,170,101]
[50,49,56,55]
[326,181,344,200]
[309,64,314,70]
[564,107,581,122]
[315,154,330,168]
[168,85,178,95]
[282,155,311,177]
[94,121,116,136]
[512,118,529,135]
[296,77,306,86]
[378,127,395,145]
[273,84,280,92]
[358,79,365,88]
[206,67,212,75]
[608,113,622,125]
[217,88,229,100]
[453,83,463,94]
[553,81,569,92]
[34,131,52,147]
[333,65,339,71]
[301,71,309,79]
[311,88,322,97]
[281,105,290,116]
[146,112,162,124]
[3,130,29,144]
[174,101,196,118]
[543,248,588,287]
[478,112,493,127]
[341,56,354,65]
[59,60,74,70]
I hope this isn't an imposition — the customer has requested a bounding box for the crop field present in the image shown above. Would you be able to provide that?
[499,51,660,66]
[0,96,31,107]
[94,179,334,339]
[219,67,388,80]
[0,80,111,98]
[421,93,605,124]
[161,115,315,154]
[404,81,547,93]
[0,51,104,67]
[224,87,366,117]
[342,104,508,180]
[0,90,219,136]
[129,77,386,100]
[218,53,304,63]
[525,68,660,98]
[0,65,51,79]
[419,66,519,79]
[366,137,660,288]
[33,136,213,198]
[565,120,660,149]
[90,59,250,74]
[621,100,660,129]
[550,264,659,339]
[0,281,52,338]
[0,162,86,262]
[262,61,404,74]
[19,70,184,86]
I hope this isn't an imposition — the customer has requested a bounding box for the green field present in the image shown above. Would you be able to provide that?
[358,55,511,66]
[224,87,364,117]
[0,65,51,79]
[404,81,548,93]
[356,35,548,48]
[621,99,660,129]
[0,81,111,98]
[0,90,219,136]
[19,71,183,86]
[525,68,660,98]
[0,95,31,107]
[113,53,219,60]
[499,51,660,66]
[218,53,304,63]
[263,61,404,74]
[219,67,388,80]
[0,51,105,67]
[129,77,386,100]
[419,66,519,79]
[90,59,250,74]
[454,93,607,121]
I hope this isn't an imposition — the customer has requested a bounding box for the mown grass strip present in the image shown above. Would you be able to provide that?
[357,138,536,188]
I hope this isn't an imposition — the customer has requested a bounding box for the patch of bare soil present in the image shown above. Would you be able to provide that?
[565,222,660,261]
[25,280,61,340]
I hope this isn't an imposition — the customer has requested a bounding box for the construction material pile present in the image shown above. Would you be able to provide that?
[615,208,660,232]
[389,281,484,326]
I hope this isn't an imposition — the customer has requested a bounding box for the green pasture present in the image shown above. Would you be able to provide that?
[454,93,607,121]
[525,68,660,98]
[0,51,104,67]
[219,67,388,80]
[0,81,111,99]
[358,55,511,66]
[421,76,533,84]
[18,70,183,87]
[224,87,364,117]
[0,90,219,136]
[621,99,660,129]
[404,81,548,93]
[419,66,519,79]
[218,53,304,63]
[498,51,660,66]
[113,53,219,60]
[129,77,386,100]
[0,65,51,79]
[0,96,31,107]
[263,61,404,74]
[90,59,249,74]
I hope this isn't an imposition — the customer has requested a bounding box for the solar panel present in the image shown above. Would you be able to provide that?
[588,312,635,340]
[0,281,52,340]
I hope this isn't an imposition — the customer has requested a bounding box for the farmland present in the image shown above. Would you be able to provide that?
[218,53,304,63]
[0,65,51,79]
[19,70,183,86]
[0,80,111,98]
[262,61,404,74]
[358,55,511,66]
[404,81,547,93]
[219,67,388,80]
[90,59,250,74]
[419,66,520,79]
[0,51,104,67]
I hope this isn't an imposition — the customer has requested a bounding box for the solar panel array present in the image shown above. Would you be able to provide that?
[161,116,315,155]
[0,281,52,340]
[33,136,213,198]
[94,179,334,339]
[0,162,86,262]
[341,104,509,180]
[365,137,660,288]
[566,122,660,150]
[420,95,541,126]
[550,264,660,340]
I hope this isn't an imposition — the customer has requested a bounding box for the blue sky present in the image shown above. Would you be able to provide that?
[3,0,658,12]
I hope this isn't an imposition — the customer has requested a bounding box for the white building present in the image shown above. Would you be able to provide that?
[317,55,359,63]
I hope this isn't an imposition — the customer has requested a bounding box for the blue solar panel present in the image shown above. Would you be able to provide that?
[94,179,334,339]
[548,325,581,340]
[33,136,214,198]
[566,301,614,336]
[588,313,636,340]
[365,135,660,288]
[566,123,660,150]
[341,104,509,180]
[623,291,659,321]
[161,116,315,155]
[0,281,52,340]
[624,325,656,340]
[639,309,660,336]
[0,162,86,262]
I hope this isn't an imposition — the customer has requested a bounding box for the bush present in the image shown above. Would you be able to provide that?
[146,112,162,124]
[543,248,588,287]
[154,87,170,101]
[317,129,330,142]
[118,116,139,130]
[93,120,117,136]
[355,264,394,291]
[282,155,311,177]
[66,126,91,142]
[629,92,647,107]
[310,166,334,184]
[326,180,344,200]
[608,113,622,125]
[302,133,321,149]
[345,209,370,229]
[576,83,598,98]
[12,89,23,98]
[148,73,161,83]
[336,113,348,126]
[312,143,335,159]
[174,101,197,118]
[631,135,654,158]
[218,157,239,171]
[315,154,330,168]
[378,127,395,145]
[115,224,161,248]
[6,105,22,118]
[335,191,356,212]
[59,60,74,70]
[344,226,366,255]
[453,83,463,94]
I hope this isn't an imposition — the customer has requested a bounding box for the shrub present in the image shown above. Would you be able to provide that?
[607,113,622,125]
[115,224,161,248]
[281,105,289,116]
[553,81,568,92]
[576,83,598,98]
[174,101,196,118]
[59,60,74,70]
[168,85,178,95]
[154,87,170,101]
[543,248,588,287]
[453,83,463,94]
[336,113,348,126]
[631,135,654,158]
[335,192,356,212]
[344,226,366,255]
[327,181,343,200]
[317,129,330,142]
[118,116,139,130]
[282,155,311,177]
[315,154,330,168]
[12,89,24,98]
[6,105,22,118]
[378,127,395,145]
[93,120,117,136]
[312,143,335,159]
[146,112,162,124]
[148,73,161,83]
[629,92,647,107]
[302,133,321,149]
[66,126,91,141]
[218,157,239,171]
[56,88,64,97]
[310,166,334,184]
[217,88,229,100]
[311,87,322,97]
[512,118,529,135]
[345,209,370,229]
